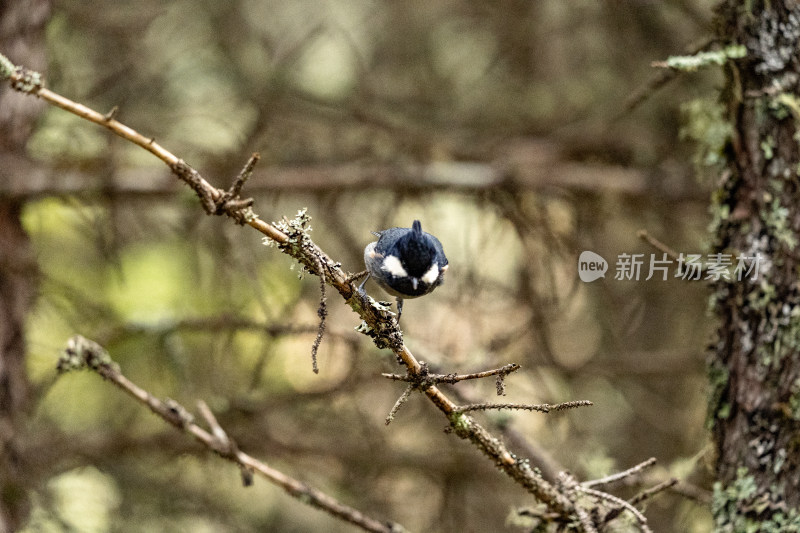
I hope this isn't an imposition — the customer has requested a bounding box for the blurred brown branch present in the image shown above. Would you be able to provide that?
[57,335,400,533]
[1,143,701,202]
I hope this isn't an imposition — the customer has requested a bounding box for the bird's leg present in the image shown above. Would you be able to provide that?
[356,272,371,293]
[396,297,404,321]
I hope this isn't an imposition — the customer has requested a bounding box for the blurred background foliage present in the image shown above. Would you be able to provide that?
[11,0,724,531]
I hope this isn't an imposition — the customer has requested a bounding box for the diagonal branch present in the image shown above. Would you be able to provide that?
[0,52,659,529]
[57,335,400,533]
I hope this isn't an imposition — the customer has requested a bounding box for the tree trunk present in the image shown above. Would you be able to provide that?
[710,1,800,528]
[0,1,50,531]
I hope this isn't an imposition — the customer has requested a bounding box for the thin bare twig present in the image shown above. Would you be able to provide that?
[385,384,414,425]
[197,399,231,450]
[560,471,652,533]
[345,269,369,285]
[57,335,399,533]
[382,363,521,385]
[310,254,328,374]
[638,229,710,281]
[197,399,254,486]
[230,153,260,197]
[210,153,259,225]
[454,400,593,414]
[381,363,526,420]
[589,462,673,530]
[629,477,678,506]
[618,36,715,117]
[455,402,548,414]
[579,485,652,533]
[583,457,657,488]
[637,230,680,262]
[669,480,713,504]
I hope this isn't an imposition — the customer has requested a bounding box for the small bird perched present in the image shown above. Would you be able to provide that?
[360,220,449,320]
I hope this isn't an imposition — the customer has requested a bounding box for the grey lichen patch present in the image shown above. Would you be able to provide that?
[0,52,45,93]
[348,294,394,320]
[371,299,395,315]
[0,50,44,94]
[57,335,119,374]
[350,293,401,349]
[10,67,43,93]
[761,302,800,367]
[353,317,401,350]
[354,320,373,335]
[262,208,331,281]
[751,9,800,74]
[289,262,309,280]
[239,207,259,224]
[276,208,313,237]
[263,208,313,252]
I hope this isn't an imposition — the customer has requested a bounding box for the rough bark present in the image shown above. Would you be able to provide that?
[0,1,50,531]
[710,1,800,528]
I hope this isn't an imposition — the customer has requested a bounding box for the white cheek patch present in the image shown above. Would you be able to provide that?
[421,264,440,285]
[382,255,409,278]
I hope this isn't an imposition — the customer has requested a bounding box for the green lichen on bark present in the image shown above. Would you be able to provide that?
[680,98,733,176]
[665,44,747,71]
[712,467,800,532]
[707,1,800,528]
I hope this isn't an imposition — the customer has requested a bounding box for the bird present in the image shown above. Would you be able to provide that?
[359,220,449,320]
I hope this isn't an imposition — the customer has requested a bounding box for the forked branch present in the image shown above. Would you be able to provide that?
[57,336,400,533]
